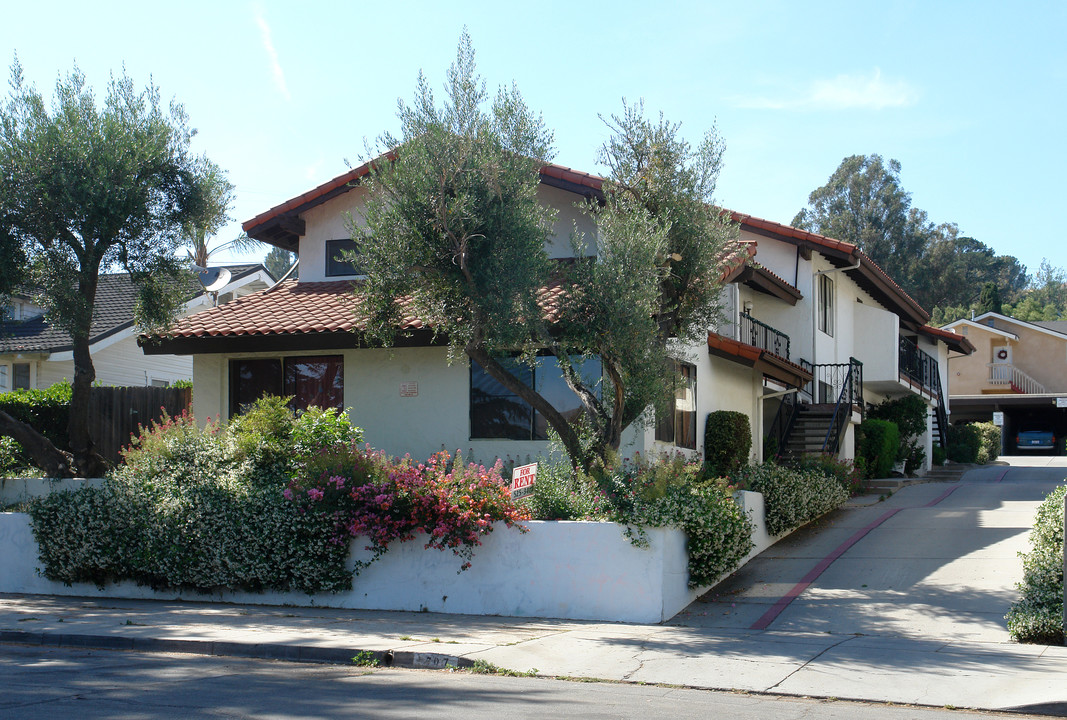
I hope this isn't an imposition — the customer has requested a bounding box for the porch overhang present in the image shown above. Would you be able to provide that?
[707,332,813,388]
[735,265,802,306]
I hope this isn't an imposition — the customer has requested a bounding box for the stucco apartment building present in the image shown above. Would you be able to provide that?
[143,162,971,471]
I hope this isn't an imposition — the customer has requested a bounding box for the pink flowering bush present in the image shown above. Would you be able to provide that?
[287,448,529,573]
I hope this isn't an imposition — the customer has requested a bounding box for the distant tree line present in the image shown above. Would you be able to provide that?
[793,155,1065,325]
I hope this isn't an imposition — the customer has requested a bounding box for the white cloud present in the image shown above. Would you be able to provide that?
[254,5,291,102]
[731,69,918,111]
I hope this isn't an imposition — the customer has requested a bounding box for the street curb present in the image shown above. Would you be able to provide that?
[0,630,475,670]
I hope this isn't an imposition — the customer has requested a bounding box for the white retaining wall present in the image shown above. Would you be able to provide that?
[0,490,778,624]
[1,477,105,506]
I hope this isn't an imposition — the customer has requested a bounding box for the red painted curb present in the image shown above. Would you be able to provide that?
[749,484,962,631]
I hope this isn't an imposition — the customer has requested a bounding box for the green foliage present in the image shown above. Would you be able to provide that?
[869,395,927,474]
[703,411,751,477]
[793,454,864,496]
[972,422,1001,464]
[947,422,1000,464]
[932,445,947,466]
[519,457,607,520]
[228,395,299,485]
[976,282,1003,314]
[264,246,296,280]
[0,383,72,450]
[354,32,734,471]
[794,155,1028,314]
[1006,485,1065,644]
[0,58,228,476]
[733,462,849,535]
[856,419,900,479]
[596,455,753,587]
[29,410,353,593]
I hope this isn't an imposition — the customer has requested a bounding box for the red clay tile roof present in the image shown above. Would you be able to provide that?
[918,324,976,355]
[707,332,814,386]
[730,211,928,322]
[155,281,373,340]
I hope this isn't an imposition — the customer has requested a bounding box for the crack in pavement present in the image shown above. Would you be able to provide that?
[764,634,857,693]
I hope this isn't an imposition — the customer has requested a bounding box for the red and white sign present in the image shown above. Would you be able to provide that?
[510,462,538,500]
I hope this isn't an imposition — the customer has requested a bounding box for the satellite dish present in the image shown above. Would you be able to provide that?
[193,265,232,293]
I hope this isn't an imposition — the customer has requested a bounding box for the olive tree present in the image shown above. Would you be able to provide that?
[0,59,225,476]
[354,34,736,470]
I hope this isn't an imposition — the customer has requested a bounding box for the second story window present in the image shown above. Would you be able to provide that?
[325,239,362,277]
[818,274,835,337]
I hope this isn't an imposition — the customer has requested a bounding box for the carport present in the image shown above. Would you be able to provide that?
[949,392,1067,454]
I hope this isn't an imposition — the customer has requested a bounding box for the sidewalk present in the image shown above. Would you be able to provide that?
[2,592,1066,715]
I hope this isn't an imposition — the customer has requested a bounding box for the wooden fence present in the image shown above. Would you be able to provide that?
[88,386,192,464]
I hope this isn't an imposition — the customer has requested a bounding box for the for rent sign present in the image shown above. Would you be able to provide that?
[511,463,537,500]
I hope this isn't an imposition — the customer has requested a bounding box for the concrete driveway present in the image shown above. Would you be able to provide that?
[672,461,1066,644]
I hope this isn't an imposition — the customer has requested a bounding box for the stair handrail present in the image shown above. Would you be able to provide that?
[932,367,949,448]
[821,357,863,454]
[767,389,800,461]
[985,363,1046,394]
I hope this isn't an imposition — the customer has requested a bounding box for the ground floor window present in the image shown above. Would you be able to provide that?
[229,355,343,416]
[470,355,601,440]
[12,362,30,391]
[655,361,697,449]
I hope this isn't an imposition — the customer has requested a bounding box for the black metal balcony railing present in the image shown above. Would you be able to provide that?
[740,311,790,360]
[898,336,938,392]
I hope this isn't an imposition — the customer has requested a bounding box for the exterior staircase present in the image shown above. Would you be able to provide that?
[781,405,835,460]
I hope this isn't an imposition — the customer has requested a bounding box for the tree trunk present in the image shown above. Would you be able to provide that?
[465,345,593,472]
[68,332,108,478]
[0,410,73,478]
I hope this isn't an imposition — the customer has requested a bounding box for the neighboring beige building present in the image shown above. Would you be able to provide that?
[942,312,1067,452]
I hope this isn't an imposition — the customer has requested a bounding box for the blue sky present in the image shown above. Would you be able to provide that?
[3,1,1065,281]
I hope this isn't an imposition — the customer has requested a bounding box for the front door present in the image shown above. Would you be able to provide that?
[992,345,1012,382]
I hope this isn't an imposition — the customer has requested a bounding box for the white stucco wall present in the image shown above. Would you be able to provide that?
[0,488,781,623]
[853,301,899,384]
[296,183,598,284]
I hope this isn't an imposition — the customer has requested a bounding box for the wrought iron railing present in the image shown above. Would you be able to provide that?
[899,336,939,393]
[739,311,790,360]
[932,366,949,448]
[820,358,863,454]
[766,389,800,461]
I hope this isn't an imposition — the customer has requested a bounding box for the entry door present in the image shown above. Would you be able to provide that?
[992,344,1012,382]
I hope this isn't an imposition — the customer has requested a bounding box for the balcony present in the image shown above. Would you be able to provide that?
[898,336,940,394]
[738,311,790,361]
[708,311,810,388]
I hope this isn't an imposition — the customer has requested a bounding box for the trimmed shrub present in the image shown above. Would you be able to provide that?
[704,411,751,477]
[947,423,980,463]
[794,454,864,496]
[947,422,999,464]
[29,410,352,593]
[856,419,899,479]
[931,445,947,467]
[0,383,72,466]
[973,422,1002,464]
[869,395,927,474]
[1005,485,1065,644]
[594,453,753,587]
[734,462,848,535]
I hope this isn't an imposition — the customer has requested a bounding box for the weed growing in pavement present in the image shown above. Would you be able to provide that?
[351,651,381,667]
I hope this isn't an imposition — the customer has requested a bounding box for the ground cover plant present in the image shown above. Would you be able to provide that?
[28,397,530,592]
[1005,484,1065,644]
[732,461,849,535]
